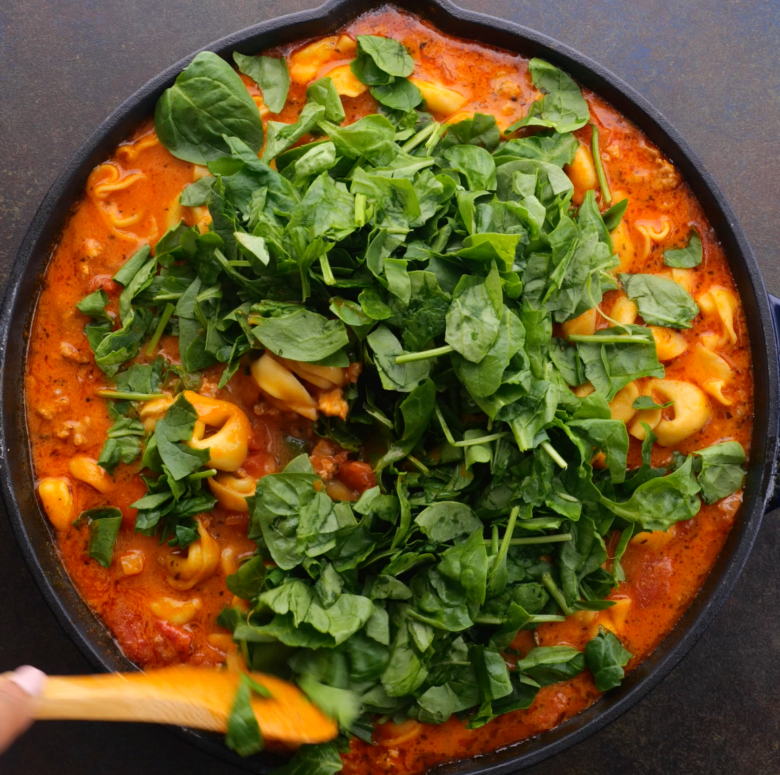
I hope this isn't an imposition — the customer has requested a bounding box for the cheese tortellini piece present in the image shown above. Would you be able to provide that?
[184,391,251,473]
[208,471,257,513]
[610,294,638,325]
[37,477,74,531]
[697,286,739,349]
[609,382,640,424]
[561,307,598,339]
[685,343,735,406]
[325,64,368,97]
[408,78,468,115]
[648,325,688,361]
[634,217,671,260]
[645,379,711,447]
[565,145,597,201]
[69,456,112,494]
[611,220,636,273]
[150,596,202,625]
[165,519,220,591]
[252,353,319,420]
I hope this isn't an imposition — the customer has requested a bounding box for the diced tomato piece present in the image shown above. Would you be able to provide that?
[242,452,278,479]
[337,460,376,493]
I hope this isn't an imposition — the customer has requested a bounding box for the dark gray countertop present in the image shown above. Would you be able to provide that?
[1,0,779,772]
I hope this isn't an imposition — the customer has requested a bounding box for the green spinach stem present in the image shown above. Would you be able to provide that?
[395,344,455,364]
[145,302,175,355]
[590,122,612,205]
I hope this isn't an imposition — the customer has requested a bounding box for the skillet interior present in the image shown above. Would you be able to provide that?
[1,0,777,772]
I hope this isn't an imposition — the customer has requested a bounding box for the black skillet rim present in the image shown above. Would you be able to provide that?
[0,0,777,772]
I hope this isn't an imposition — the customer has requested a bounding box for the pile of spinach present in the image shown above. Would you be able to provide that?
[73,37,747,768]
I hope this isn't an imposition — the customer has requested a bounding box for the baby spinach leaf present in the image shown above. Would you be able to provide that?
[443,145,497,191]
[297,674,361,730]
[155,51,263,164]
[251,307,348,362]
[619,273,699,328]
[577,325,664,400]
[445,265,503,363]
[415,502,482,543]
[585,626,632,692]
[494,131,577,167]
[632,396,673,410]
[367,326,431,392]
[225,674,264,757]
[602,455,701,531]
[506,58,590,135]
[180,175,216,206]
[233,52,290,114]
[226,555,267,600]
[77,290,111,322]
[375,378,436,472]
[79,508,123,568]
[602,198,629,231]
[97,415,144,474]
[273,743,343,775]
[351,35,414,86]
[154,393,210,481]
[371,78,423,111]
[307,77,346,123]
[442,113,501,152]
[663,227,702,268]
[694,441,746,504]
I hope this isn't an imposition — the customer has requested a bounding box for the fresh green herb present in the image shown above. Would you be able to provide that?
[506,58,590,134]
[619,273,700,329]
[155,52,264,164]
[663,227,703,268]
[225,674,265,757]
[585,626,632,691]
[694,441,746,504]
[76,507,123,568]
[233,52,290,114]
[632,396,673,411]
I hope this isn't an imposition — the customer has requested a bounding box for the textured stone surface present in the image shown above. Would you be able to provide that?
[1,0,779,772]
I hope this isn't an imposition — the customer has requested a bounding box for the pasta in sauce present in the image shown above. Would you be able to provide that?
[25,6,752,774]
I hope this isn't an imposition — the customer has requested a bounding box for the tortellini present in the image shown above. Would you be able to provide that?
[288,36,341,84]
[609,382,640,424]
[648,325,688,361]
[634,217,671,260]
[37,477,74,531]
[252,353,319,420]
[685,343,735,406]
[68,456,112,494]
[184,391,251,473]
[644,379,711,447]
[611,220,636,273]
[165,519,220,591]
[565,145,597,201]
[610,294,638,325]
[561,307,598,339]
[408,78,468,115]
[207,471,257,513]
[150,596,203,625]
[697,286,739,349]
[140,392,250,471]
[325,64,368,97]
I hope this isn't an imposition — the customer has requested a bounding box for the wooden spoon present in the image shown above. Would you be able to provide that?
[5,666,337,745]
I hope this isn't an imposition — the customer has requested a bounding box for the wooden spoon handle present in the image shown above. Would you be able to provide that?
[12,666,338,744]
[32,672,225,730]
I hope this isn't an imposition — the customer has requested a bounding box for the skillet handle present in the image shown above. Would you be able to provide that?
[764,293,780,513]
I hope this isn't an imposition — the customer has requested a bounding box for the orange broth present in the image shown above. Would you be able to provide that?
[24,6,753,774]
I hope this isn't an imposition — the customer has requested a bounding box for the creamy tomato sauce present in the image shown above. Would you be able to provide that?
[24,5,752,774]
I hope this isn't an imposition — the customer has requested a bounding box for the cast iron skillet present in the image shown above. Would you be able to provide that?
[2,0,780,772]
